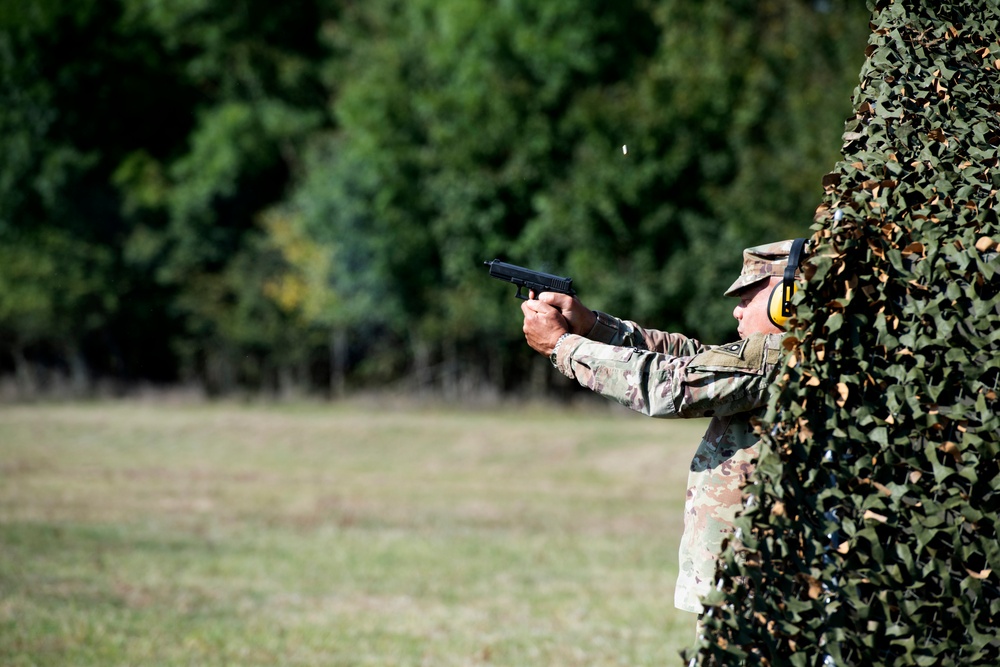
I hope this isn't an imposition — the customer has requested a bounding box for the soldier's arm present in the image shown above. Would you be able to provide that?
[551,332,785,418]
[531,292,706,357]
[585,310,707,357]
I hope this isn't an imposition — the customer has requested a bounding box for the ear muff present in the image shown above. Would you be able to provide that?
[767,237,808,328]
[767,282,795,327]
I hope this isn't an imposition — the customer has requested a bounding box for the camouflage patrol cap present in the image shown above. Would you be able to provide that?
[723,238,802,297]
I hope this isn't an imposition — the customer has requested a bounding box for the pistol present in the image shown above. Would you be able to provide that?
[483,259,576,300]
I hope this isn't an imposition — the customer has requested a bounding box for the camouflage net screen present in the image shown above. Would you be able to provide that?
[688,1,1000,665]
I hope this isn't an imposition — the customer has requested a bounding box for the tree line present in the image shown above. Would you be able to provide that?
[0,0,869,398]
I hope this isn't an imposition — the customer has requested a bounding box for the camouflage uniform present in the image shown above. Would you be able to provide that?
[548,240,798,613]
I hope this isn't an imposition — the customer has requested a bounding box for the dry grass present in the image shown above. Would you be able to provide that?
[0,400,706,666]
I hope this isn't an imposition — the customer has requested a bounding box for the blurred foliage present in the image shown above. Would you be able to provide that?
[691,1,1000,665]
[0,0,868,394]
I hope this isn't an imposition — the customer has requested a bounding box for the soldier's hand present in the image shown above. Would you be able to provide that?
[531,292,597,337]
[521,297,571,357]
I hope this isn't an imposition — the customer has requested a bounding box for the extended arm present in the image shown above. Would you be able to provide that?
[550,332,785,419]
[521,292,707,357]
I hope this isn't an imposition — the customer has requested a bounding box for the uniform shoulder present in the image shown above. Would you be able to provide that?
[689,333,785,372]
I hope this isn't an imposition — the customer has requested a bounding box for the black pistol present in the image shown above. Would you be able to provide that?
[483,259,576,300]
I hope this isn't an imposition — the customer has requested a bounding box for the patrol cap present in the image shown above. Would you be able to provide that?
[723,238,802,297]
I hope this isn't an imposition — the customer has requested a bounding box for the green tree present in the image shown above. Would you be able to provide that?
[0,0,193,389]
[0,229,115,391]
[113,0,331,391]
[0,0,872,396]
[292,0,868,392]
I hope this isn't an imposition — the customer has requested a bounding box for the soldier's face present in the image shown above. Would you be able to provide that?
[732,276,784,339]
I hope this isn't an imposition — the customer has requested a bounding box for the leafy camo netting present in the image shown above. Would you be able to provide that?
[688,1,1000,665]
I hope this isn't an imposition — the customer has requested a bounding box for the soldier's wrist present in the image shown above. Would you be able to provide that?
[550,332,572,366]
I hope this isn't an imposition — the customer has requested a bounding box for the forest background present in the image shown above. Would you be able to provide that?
[0,0,871,399]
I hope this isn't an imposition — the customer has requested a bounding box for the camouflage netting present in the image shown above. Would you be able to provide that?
[686,1,1000,665]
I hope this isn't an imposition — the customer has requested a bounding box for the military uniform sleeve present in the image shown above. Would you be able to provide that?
[553,332,785,418]
[586,311,707,357]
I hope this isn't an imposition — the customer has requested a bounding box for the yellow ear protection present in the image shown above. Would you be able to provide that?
[767,237,807,328]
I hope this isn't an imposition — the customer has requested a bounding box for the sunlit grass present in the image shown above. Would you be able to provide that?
[0,400,704,665]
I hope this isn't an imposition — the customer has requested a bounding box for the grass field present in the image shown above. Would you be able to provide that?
[0,400,705,666]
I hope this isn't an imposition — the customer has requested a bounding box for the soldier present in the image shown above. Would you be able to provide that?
[520,239,805,615]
